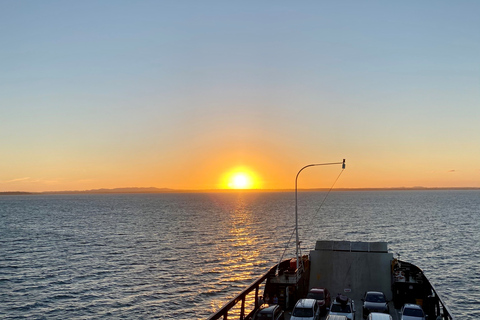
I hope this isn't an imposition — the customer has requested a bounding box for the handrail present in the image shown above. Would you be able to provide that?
[207,263,280,320]
[397,260,455,320]
[428,275,455,320]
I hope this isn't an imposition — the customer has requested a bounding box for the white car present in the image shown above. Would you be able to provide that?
[327,315,348,320]
[362,291,389,318]
[367,313,392,320]
[291,298,320,320]
[400,304,426,320]
[329,295,355,320]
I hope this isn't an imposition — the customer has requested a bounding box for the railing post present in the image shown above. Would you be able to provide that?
[207,263,283,320]
[240,297,246,320]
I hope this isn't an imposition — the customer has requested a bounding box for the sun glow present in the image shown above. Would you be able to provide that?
[231,173,251,189]
[221,167,260,189]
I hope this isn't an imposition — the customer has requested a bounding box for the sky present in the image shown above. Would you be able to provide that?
[1,1,479,192]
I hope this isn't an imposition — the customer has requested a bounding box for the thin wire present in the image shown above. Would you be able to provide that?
[297,168,345,253]
[276,226,296,274]
[313,168,344,217]
[277,168,345,274]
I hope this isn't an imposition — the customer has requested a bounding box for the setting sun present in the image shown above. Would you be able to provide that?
[231,173,251,189]
[220,167,260,189]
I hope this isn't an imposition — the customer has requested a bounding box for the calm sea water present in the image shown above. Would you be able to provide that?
[1,191,478,319]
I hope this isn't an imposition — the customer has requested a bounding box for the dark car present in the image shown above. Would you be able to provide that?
[361,291,389,318]
[253,304,284,320]
[307,287,331,315]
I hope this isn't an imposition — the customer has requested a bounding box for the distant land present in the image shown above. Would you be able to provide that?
[0,191,35,195]
[1,186,480,195]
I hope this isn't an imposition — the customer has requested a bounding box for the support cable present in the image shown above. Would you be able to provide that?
[297,168,345,262]
[277,166,345,275]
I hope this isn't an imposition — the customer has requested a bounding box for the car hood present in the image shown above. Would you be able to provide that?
[401,316,425,320]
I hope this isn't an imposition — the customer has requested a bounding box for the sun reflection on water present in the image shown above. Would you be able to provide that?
[207,192,267,316]
[201,191,295,319]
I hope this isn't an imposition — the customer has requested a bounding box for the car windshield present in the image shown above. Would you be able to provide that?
[366,293,385,303]
[307,292,324,300]
[292,307,313,317]
[331,304,351,313]
[403,308,424,317]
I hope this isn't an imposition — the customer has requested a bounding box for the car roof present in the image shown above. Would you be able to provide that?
[332,297,351,304]
[368,313,392,320]
[365,291,384,295]
[309,287,326,292]
[403,304,422,310]
[295,298,317,308]
[258,304,278,313]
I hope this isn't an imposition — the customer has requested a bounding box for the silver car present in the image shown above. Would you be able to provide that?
[327,315,348,320]
[291,298,320,320]
[367,313,392,320]
[400,304,425,320]
[329,295,355,320]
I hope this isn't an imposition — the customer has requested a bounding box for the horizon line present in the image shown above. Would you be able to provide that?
[1,186,480,195]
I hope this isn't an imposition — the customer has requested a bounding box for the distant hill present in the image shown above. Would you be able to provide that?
[42,187,176,194]
[0,191,34,195]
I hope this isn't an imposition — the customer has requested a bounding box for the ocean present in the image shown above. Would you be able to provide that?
[1,190,478,319]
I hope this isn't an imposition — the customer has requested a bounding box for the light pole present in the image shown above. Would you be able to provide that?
[294,159,345,272]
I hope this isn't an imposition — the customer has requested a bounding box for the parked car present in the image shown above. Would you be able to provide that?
[326,315,348,320]
[307,287,331,315]
[367,313,392,320]
[291,298,320,320]
[252,304,284,320]
[400,304,426,320]
[361,291,389,318]
[329,294,355,320]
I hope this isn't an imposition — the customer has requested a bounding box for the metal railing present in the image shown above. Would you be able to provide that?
[429,278,455,320]
[207,263,279,320]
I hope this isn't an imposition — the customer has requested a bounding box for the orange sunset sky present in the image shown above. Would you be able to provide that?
[1,2,479,192]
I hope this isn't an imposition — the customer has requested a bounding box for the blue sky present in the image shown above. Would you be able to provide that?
[1,1,479,191]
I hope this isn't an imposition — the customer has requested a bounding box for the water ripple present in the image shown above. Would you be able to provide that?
[0,191,478,319]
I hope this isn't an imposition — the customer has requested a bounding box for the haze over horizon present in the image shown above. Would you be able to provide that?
[2,1,479,193]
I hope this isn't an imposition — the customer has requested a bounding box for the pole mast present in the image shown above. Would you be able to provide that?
[294,159,345,273]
